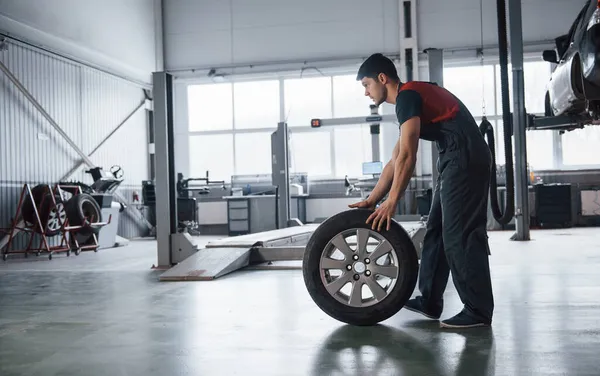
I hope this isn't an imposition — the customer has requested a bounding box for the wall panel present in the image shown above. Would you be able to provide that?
[0,0,159,84]
[164,0,584,72]
[0,40,150,249]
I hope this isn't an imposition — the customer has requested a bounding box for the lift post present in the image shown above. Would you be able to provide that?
[153,71,198,268]
[425,48,444,186]
[508,0,530,241]
[271,122,291,230]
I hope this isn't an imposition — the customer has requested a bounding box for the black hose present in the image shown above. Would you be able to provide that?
[481,0,514,225]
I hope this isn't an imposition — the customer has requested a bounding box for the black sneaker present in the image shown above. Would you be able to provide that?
[403,297,442,320]
[440,310,491,329]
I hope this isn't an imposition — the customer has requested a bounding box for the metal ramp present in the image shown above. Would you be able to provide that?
[159,221,426,281]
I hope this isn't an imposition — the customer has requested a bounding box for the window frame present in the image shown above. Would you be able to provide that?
[183,54,600,182]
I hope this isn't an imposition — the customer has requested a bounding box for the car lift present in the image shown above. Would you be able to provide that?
[527,113,594,132]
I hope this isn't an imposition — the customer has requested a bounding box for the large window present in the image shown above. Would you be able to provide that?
[284,76,333,127]
[185,58,586,182]
[444,60,558,170]
[188,83,232,131]
[332,74,374,117]
[233,80,280,129]
[333,126,373,178]
[562,127,600,166]
[187,74,376,181]
[443,64,496,117]
[289,131,332,177]
[234,132,273,175]
[189,134,234,181]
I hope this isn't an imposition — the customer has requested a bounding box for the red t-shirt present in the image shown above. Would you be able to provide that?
[395,81,460,126]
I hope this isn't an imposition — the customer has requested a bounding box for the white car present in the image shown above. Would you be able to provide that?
[544,0,600,122]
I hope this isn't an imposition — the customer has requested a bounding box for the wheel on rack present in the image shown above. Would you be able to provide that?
[65,193,102,246]
[302,208,419,326]
[22,184,49,224]
[22,185,66,236]
[37,194,67,236]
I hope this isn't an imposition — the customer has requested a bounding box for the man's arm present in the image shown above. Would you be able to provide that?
[366,89,422,230]
[388,116,420,203]
[364,141,400,205]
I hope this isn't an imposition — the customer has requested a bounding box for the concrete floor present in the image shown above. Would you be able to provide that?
[1,227,600,375]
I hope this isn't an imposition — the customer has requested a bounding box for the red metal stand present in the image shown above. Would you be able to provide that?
[0,183,112,260]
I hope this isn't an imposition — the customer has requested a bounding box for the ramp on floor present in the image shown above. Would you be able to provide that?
[159,221,426,281]
[159,224,319,281]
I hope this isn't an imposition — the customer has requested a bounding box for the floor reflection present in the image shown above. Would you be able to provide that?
[310,322,495,376]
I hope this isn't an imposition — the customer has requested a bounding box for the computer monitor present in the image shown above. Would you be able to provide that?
[362,161,383,176]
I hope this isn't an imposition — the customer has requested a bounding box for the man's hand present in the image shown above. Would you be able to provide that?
[366,198,398,231]
[348,198,376,210]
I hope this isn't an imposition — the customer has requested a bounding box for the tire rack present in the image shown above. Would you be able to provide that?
[0,183,112,260]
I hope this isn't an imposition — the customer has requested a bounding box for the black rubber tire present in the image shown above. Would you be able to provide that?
[57,181,94,195]
[65,194,102,245]
[22,184,50,224]
[302,208,419,326]
[22,186,65,236]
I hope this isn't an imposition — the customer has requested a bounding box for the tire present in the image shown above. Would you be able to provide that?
[57,181,94,195]
[65,194,102,245]
[37,194,67,236]
[21,185,65,236]
[22,184,50,224]
[302,208,419,326]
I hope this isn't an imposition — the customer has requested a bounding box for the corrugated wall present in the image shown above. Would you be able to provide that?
[0,39,151,247]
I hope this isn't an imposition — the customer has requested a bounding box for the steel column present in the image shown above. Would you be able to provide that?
[272,122,290,229]
[425,48,444,186]
[508,0,530,241]
[398,0,419,82]
[369,105,381,162]
[153,71,178,267]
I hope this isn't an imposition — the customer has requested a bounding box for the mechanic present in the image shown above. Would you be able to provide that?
[349,53,494,329]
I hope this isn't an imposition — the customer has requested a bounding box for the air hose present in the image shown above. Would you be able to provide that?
[480,0,514,225]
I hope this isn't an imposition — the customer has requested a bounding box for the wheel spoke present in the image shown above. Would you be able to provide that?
[370,264,399,279]
[364,277,387,301]
[321,257,347,270]
[325,272,353,295]
[331,234,354,260]
[356,228,370,259]
[369,240,393,261]
[349,280,363,306]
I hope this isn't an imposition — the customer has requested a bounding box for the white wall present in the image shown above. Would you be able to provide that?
[165,0,400,71]
[164,0,584,72]
[418,0,584,50]
[0,39,151,239]
[0,0,161,84]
